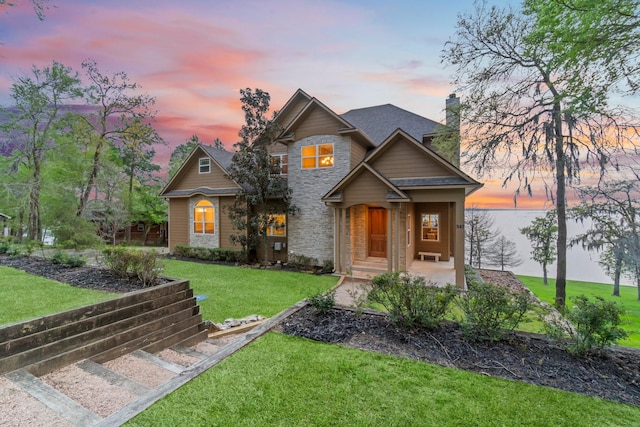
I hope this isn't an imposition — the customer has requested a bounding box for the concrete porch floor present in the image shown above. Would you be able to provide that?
[334,257,458,306]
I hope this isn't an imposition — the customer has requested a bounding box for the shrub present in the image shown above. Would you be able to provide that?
[51,250,86,268]
[559,295,628,355]
[51,217,102,249]
[173,244,244,263]
[102,247,163,286]
[368,271,458,329]
[0,240,11,254]
[309,290,336,313]
[458,281,533,341]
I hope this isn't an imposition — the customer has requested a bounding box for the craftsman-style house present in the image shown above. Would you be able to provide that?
[160,89,482,286]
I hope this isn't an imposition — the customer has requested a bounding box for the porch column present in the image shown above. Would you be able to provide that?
[394,207,400,271]
[387,209,392,271]
[333,208,340,273]
[340,208,347,273]
[455,197,465,288]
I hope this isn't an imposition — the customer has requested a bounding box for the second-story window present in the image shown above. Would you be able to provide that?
[302,144,334,169]
[270,154,288,175]
[199,157,210,174]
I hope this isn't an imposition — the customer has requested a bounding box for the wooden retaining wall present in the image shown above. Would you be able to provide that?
[0,279,207,376]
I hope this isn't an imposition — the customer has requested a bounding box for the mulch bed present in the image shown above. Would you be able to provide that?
[0,254,166,293]
[3,255,640,406]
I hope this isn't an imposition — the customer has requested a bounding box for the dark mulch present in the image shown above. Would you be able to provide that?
[0,255,167,293]
[4,255,640,406]
[279,304,640,407]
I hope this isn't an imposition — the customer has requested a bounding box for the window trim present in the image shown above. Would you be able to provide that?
[301,143,334,170]
[199,157,211,174]
[194,200,215,234]
[407,214,411,247]
[266,214,286,237]
[270,154,288,176]
[421,213,439,242]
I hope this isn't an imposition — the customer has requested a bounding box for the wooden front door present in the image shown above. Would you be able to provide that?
[368,207,387,258]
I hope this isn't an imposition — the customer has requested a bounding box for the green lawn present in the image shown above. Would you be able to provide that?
[518,276,640,348]
[162,259,338,322]
[0,266,117,325]
[128,332,640,427]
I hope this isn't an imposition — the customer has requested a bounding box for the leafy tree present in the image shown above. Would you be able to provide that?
[442,1,639,308]
[75,59,160,217]
[131,184,167,245]
[486,235,522,271]
[465,206,497,269]
[227,88,296,265]
[571,176,640,299]
[0,61,83,241]
[520,210,558,285]
[168,135,200,179]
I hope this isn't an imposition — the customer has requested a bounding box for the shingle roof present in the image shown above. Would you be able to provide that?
[200,144,235,171]
[340,104,441,145]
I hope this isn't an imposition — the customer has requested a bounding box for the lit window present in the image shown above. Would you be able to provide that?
[421,213,439,241]
[194,200,214,234]
[266,214,286,236]
[301,144,333,169]
[270,154,288,175]
[199,158,210,174]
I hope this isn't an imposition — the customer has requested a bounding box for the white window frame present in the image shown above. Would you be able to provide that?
[194,200,215,234]
[407,214,411,246]
[421,213,439,242]
[199,157,211,174]
[301,143,334,169]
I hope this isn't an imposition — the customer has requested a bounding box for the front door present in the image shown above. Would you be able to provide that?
[368,207,387,258]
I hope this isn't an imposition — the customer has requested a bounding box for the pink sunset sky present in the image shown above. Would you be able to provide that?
[0,0,553,209]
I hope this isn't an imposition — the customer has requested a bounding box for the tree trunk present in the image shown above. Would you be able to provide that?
[553,102,567,310]
[542,262,548,285]
[27,158,42,242]
[77,140,104,217]
[613,252,622,297]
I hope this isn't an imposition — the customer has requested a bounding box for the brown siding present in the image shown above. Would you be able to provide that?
[350,141,367,168]
[166,152,237,193]
[268,142,288,156]
[413,202,450,261]
[342,171,390,206]
[168,198,189,252]
[371,138,451,178]
[295,108,342,140]
[278,97,309,129]
[219,197,238,250]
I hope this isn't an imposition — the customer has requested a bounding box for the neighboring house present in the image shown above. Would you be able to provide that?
[0,213,10,237]
[160,89,482,286]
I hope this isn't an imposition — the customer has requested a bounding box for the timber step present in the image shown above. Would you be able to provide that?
[0,279,207,376]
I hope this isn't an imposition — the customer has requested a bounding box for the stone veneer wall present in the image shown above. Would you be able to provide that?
[350,205,368,262]
[188,196,220,248]
[287,135,351,264]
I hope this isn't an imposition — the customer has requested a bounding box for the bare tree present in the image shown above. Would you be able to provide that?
[465,206,497,269]
[442,1,639,308]
[486,235,522,271]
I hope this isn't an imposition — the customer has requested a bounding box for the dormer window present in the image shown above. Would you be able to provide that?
[270,154,288,175]
[302,144,334,169]
[199,158,210,174]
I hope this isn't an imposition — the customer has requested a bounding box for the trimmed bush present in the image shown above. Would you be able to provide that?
[368,271,458,329]
[553,295,628,355]
[458,281,533,341]
[309,290,336,313]
[51,251,86,268]
[102,247,163,286]
[173,244,244,263]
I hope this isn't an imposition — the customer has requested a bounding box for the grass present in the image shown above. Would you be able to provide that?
[0,266,117,325]
[128,332,640,427]
[518,276,640,348]
[162,259,338,322]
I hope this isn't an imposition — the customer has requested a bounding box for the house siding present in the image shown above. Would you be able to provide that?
[350,141,367,168]
[288,134,350,264]
[341,170,391,206]
[295,108,344,141]
[371,138,451,178]
[166,152,234,192]
[168,198,189,252]
[219,197,237,250]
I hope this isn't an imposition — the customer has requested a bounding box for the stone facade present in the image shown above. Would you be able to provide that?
[287,135,351,264]
[188,196,220,248]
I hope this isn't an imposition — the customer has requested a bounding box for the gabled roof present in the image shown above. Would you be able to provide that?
[277,96,376,148]
[341,104,441,146]
[321,163,410,203]
[322,129,482,201]
[159,143,240,197]
[274,88,312,128]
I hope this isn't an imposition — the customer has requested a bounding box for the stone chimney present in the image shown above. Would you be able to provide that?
[445,93,461,167]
